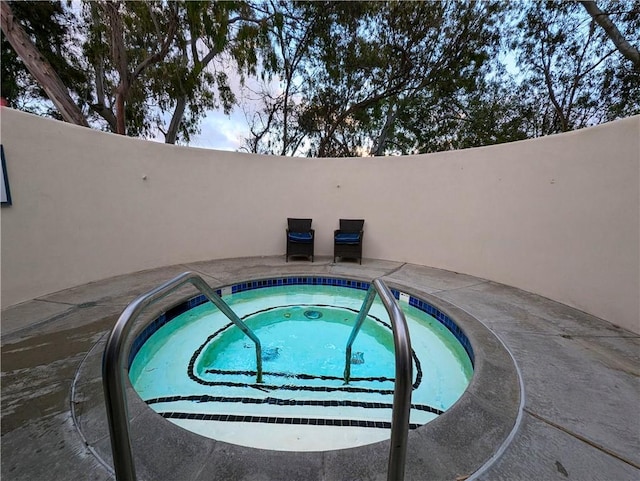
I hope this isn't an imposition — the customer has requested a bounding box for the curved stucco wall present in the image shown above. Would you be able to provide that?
[1,108,638,333]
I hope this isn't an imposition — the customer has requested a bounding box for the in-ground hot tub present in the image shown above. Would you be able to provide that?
[73,268,521,481]
[128,276,474,451]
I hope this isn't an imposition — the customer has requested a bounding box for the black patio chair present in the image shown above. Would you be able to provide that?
[286,218,314,262]
[334,219,364,264]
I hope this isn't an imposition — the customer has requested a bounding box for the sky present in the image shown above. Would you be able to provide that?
[151,66,277,153]
[187,107,250,152]
[146,74,254,152]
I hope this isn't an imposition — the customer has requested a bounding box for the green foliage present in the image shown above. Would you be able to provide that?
[3,0,638,153]
[513,0,639,135]
[74,0,271,142]
[1,1,87,116]
[247,0,517,156]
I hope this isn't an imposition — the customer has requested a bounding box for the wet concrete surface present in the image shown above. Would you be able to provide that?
[1,256,638,481]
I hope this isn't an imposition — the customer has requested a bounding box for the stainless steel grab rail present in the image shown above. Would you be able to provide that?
[343,283,377,384]
[343,278,413,481]
[102,271,263,481]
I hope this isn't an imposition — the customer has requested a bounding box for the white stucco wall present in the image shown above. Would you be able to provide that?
[1,108,638,333]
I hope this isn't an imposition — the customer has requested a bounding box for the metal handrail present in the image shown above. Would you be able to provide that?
[102,271,263,481]
[343,278,413,481]
[343,283,377,384]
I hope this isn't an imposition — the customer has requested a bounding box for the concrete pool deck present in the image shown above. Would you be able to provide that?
[1,256,638,481]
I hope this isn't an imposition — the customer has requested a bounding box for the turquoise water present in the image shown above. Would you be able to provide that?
[129,285,473,451]
[195,305,395,383]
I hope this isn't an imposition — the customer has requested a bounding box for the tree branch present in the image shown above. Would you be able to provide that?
[131,6,179,80]
[89,102,117,131]
[579,0,640,70]
[539,39,568,131]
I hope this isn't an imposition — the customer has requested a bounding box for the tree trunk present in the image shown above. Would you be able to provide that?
[0,1,89,127]
[165,96,186,144]
[89,2,117,132]
[103,1,128,135]
[115,91,126,135]
[372,103,398,156]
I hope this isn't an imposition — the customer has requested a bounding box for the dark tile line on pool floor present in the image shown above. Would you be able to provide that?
[160,412,423,430]
[144,394,444,415]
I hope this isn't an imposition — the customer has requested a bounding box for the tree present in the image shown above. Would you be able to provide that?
[245,1,509,156]
[579,0,640,70]
[1,1,88,125]
[359,1,507,155]
[3,0,271,144]
[514,0,639,135]
[83,0,271,142]
[84,1,179,136]
[393,74,532,153]
[4,1,638,152]
[156,1,271,144]
[243,0,324,155]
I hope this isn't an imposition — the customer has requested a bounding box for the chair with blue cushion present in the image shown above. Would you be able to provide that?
[286,218,314,262]
[334,219,364,264]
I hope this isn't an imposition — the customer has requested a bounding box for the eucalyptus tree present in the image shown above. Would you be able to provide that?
[579,0,640,70]
[514,0,639,135]
[83,1,180,136]
[245,1,398,156]
[3,0,272,144]
[358,0,507,156]
[1,0,89,124]
[244,0,319,156]
[6,1,637,151]
[83,0,273,142]
[150,1,271,144]
[245,1,508,157]
[396,73,535,153]
[299,0,411,157]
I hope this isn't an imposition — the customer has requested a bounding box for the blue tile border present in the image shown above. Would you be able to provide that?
[128,276,474,369]
[230,277,372,294]
[407,295,475,365]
